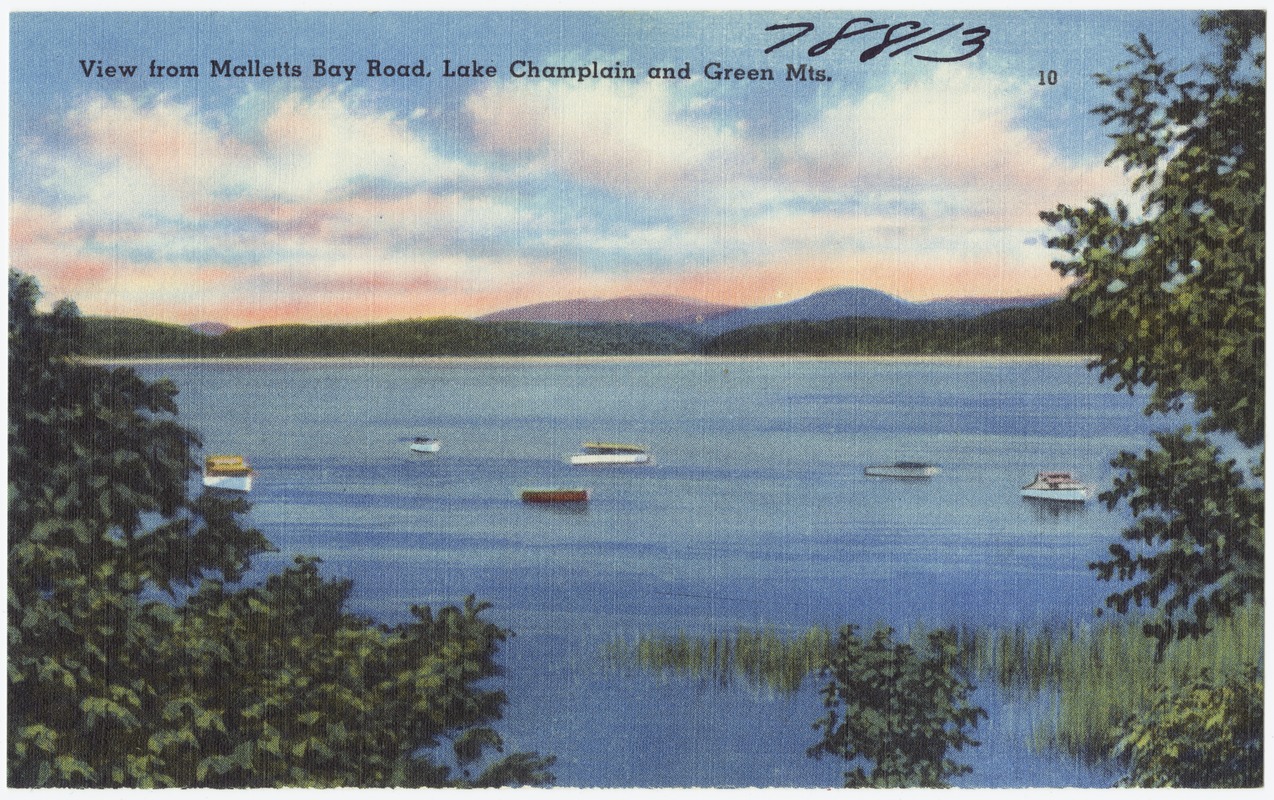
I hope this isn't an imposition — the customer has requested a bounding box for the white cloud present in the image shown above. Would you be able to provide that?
[466,78,744,194]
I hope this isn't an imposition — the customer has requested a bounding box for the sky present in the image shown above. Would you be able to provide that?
[9,9,1220,325]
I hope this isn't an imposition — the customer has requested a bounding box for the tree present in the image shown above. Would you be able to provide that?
[8,271,553,787]
[1040,12,1264,655]
[1115,666,1263,788]
[808,626,985,788]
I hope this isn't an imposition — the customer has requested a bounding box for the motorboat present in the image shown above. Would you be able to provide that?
[1020,471,1093,502]
[202,454,254,492]
[568,442,652,465]
[410,437,441,453]
[864,462,940,478]
[521,487,589,503]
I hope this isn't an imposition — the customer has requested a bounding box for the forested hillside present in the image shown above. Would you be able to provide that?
[702,302,1094,356]
[78,317,706,358]
[78,302,1092,359]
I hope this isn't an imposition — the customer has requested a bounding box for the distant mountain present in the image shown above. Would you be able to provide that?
[189,321,233,336]
[478,295,741,325]
[918,295,1058,319]
[693,287,1060,335]
[693,287,921,335]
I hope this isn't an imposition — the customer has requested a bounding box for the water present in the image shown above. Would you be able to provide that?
[134,356,1150,788]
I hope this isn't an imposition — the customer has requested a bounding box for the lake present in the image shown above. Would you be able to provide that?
[133,356,1154,788]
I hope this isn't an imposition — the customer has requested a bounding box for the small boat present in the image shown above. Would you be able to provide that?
[202,454,254,492]
[410,437,441,453]
[1020,471,1093,502]
[568,442,652,465]
[521,488,589,503]
[864,462,940,478]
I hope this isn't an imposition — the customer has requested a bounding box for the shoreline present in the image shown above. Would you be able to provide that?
[88,353,1096,366]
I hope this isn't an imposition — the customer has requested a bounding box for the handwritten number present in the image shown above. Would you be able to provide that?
[914,24,990,62]
[763,23,815,55]
[886,23,964,58]
[808,18,889,58]
[858,22,927,61]
[764,18,989,63]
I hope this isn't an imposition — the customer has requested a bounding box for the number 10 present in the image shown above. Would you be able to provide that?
[1039,69,1058,85]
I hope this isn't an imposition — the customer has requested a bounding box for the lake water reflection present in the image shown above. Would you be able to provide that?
[135,356,1151,787]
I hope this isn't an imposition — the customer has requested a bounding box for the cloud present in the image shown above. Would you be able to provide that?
[466,78,744,194]
[14,65,1117,324]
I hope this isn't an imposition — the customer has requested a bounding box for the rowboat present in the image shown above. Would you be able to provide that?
[1020,471,1093,502]
[410,437,441,453]
[864,462,940,478]
[568,442,652,465]
[202,454,254,492]
[521,488,589,503]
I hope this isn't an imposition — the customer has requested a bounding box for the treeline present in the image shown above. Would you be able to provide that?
[79,302,1094,359]
[702,302,1097,356]
[78,317,705,358]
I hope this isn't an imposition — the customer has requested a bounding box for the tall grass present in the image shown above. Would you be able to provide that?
[605,605,1263,761]
[604,625,833,695]
[971,605,1264,760]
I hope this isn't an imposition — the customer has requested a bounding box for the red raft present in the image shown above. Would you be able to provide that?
[521,488,589,503]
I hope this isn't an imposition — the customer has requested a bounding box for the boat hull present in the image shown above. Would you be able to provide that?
[569,453,651,465]
[410,441,441,453]
[521,488,589,503]
[1020,487,1091,502]
[203,472,253,492]
[864,464,939,478]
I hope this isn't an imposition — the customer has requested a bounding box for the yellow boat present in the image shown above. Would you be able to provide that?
[202,454,254,492]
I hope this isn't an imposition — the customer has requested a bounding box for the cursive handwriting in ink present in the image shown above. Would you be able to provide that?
[764,17,989,63]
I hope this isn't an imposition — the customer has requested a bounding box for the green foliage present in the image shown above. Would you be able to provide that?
[703,302,1092,356]
[968,604,1262,761]
[156,559,553,787]
[1114,665,1263,788]
[612,608,1261,770]
[808,626,986,788]
[8,270,553,787]
[1040,13,1265,661]
[1094,430,1263,653]
[1040,11,1264,447]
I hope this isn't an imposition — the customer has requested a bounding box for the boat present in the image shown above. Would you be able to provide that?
[864,462,940,478]
[568,442,652,465]
[521,488,589,503]
[1020,471,1093,502]
[202,454,254,492]
[410,437,441,453]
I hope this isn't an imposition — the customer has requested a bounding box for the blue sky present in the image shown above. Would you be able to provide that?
[10,10,1220,324]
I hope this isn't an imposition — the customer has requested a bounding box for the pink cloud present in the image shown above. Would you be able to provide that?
[72,96,250,185]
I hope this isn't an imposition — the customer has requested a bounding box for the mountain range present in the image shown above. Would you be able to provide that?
[477,295,739,325]
[473,287,1057,336]
[183,287,1058,338]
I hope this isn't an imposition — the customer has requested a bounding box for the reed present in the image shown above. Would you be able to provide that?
[605,604,1263,761]
[605,625,833,695]
[988,605,1265,760]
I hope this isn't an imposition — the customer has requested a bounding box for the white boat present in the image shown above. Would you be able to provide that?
[568,442,652,465]
[1020,471,1093,502]
[410,437,441,453]
[864,462,940,478]
[202,454,254,492]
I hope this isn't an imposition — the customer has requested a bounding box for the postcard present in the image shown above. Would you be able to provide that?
[7,7,1264,790]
